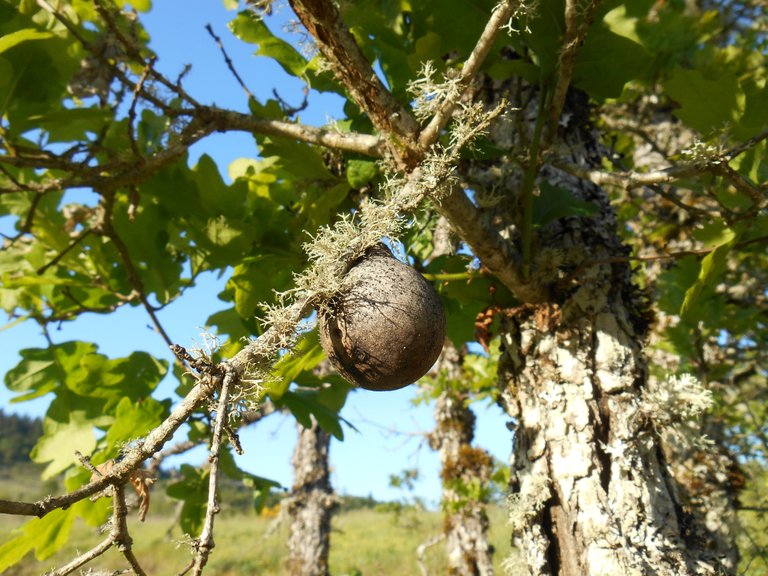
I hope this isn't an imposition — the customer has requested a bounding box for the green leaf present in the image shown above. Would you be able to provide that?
[0,28,54,54]
[268,330,325,398]
[279,390,346,440]
[117,0,151,11]
[229,248,303,317]
[5,341,97,397]
[31,412,97,480]
[0,508,75,571]
[229,13,340,94]
[166,464,209,536]
[533,182,599,227]
[16,107,111,142]
[680,230,740,320]
[573,23,649,100]
[104,397,168,454]
[219,448,283,513]
[346,159,378,188]
[664,69,745,133]
[523,0,564,79]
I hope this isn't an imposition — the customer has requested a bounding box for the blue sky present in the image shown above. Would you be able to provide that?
[0,0,511,506]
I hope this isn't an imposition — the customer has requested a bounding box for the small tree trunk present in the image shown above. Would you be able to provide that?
[286,416,336,576]
[429,343,495,576]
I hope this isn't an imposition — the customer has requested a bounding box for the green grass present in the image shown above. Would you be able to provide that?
[2,504,513,575]
[0,463,516,575]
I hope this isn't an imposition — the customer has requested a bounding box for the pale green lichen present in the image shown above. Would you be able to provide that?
[506,471,551,532]
[640,373,714,449]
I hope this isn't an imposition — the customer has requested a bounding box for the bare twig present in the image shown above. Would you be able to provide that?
[726,125,768,159]
[128,58,155,158]
[4,191,43,243]
[191,366,236,575]
[93,0,202,108]
[112,485,147,576]
[147,439,202,474]
[273,86,309,117]
[205,23,256,100]
[99,194,175,348]
[36,228,93,275]
[0,375,218,517]
[0,295,305,520]
[0,110,386,194]
[417,0,517,149]
[566,235,768,282]
[47,484,145,576]
[416,533,446,576]
[45,534,114,576]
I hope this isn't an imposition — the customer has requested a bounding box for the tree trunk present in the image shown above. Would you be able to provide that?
[606,95,743,572]
[286,417,336,576]
[428,343,495,576]
[462,86,735,575]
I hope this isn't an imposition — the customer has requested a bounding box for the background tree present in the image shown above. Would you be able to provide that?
[1,1,767,575]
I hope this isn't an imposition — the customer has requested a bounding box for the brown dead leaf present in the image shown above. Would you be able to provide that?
[129,469,156,522]
[474,306,500,353]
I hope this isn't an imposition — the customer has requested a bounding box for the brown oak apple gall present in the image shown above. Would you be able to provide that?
[319,244,445,391]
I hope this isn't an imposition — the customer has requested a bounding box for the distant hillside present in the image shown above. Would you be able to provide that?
[0,409,42,465]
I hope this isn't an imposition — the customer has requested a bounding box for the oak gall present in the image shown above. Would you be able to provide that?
[319,244,445,391]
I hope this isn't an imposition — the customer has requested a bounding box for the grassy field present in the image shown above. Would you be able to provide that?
[3,464,766,575]
[0,465,515,575]
[2,505,514,575]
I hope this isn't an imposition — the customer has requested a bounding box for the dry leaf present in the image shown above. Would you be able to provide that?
[129,469,156,522]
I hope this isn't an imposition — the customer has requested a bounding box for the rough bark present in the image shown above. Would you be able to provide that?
[461,85,735,575]
[428,343,495,576]
[286,417,336,576]
[612,96,744,572]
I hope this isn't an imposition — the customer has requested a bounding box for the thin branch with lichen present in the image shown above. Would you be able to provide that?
[191,366,235,575]
[417,0,519,149]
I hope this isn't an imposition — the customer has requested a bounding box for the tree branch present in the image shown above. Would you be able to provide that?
[547,0,599,141]
[0,375,217,517]
[418,0,517,149]
[99,194,175,348]
[191,366,235,575]
[288,0,421,165]
[47,484,145,576]
[437,183,544,302]
[205,23,256,100]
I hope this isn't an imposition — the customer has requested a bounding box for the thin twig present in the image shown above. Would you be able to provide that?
[416,533,446,576]
[112,485,147,576]
[100,194,175,348]
[191,366,235,575]
[5,191,43,243]
[273,86,309,116]
[45,535,114,576]
[36,228,93,275]
[417,0,516,149]
[727,125,768,159]
[94,0,201,108]
[567,234,768,281]
[128,58,155,158]
[147,439,202,474]
[205,23,256,100]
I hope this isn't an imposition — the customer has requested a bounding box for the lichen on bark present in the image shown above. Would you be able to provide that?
[461,81,735,575]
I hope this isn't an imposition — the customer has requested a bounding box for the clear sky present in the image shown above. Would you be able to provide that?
[0,0,511,506]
